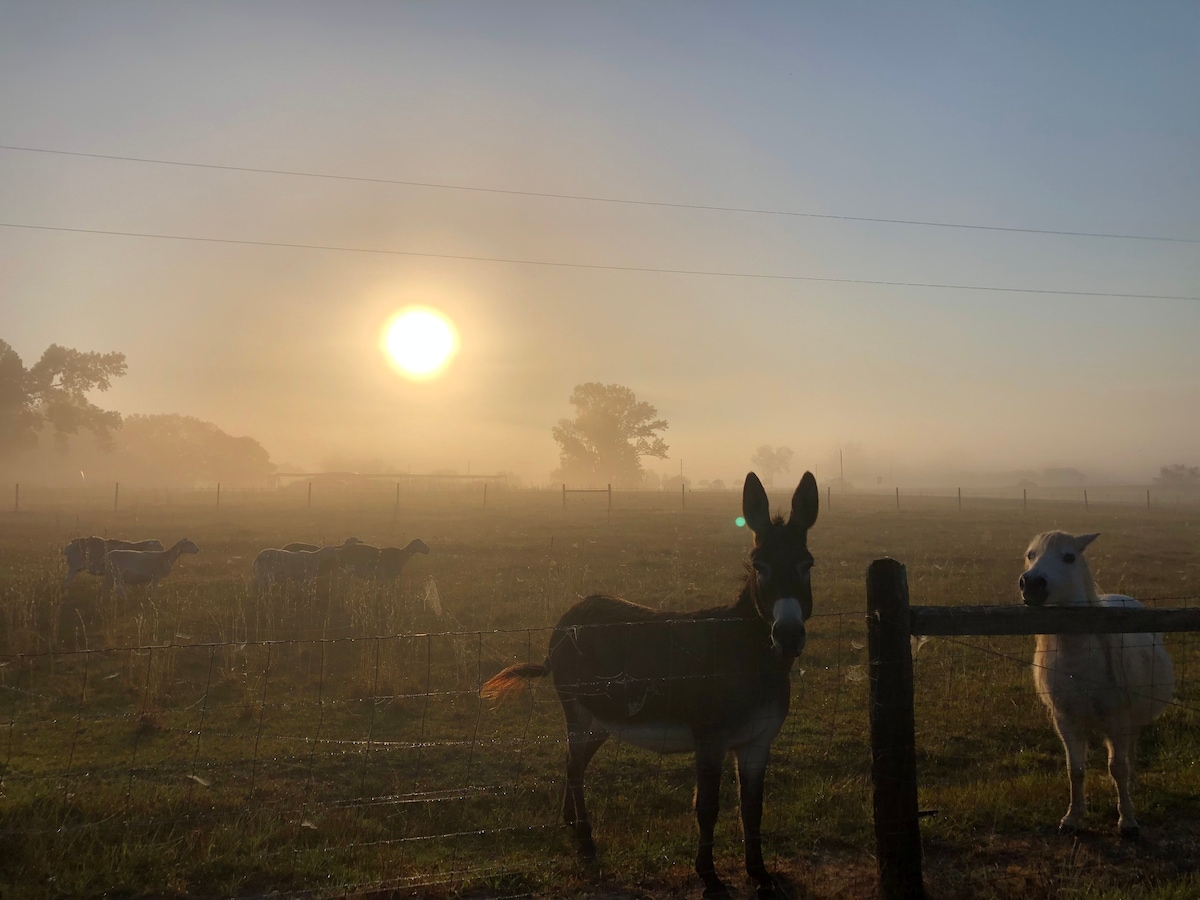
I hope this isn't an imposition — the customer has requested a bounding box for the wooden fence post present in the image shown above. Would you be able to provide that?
[826,484,831,510]
[13,483,18,513]
[895,487,900,511]
[1084,489,1089,511]
[1023,488,1027,511]
[216,482,221,509]
[114,482,119,512]
[562,484,567,510]
[957,487,961,511]
[867,558,925,900]
[681,482,686,509]
[1147,489,1151,509]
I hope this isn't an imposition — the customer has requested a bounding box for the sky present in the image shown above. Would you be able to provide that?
[2,2,1198,486]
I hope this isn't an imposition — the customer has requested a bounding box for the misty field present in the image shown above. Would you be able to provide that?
[1,486,1199,899]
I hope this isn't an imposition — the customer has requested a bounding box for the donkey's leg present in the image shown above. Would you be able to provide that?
[693,741,728,898]
[1054,714,1088,833]
[734,738,773,890]
[561,699,607,855]
[1105,723,1140,839]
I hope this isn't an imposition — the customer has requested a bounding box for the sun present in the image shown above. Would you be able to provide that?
[380,307,459,379]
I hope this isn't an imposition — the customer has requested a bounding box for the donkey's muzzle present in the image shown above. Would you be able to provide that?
[770,595,807,657]
[771,622,806,658]
[1020,573,1048,606]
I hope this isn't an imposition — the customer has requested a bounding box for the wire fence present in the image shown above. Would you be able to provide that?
[7,480,1200,520]
[0,610,876,894]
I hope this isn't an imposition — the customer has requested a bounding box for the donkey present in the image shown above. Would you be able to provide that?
[482,471,818,897]
[1019,531,1174,838]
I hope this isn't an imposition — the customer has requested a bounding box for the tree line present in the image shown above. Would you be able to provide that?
[1,340,275,487]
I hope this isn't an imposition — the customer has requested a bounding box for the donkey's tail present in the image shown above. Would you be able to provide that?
[481,661,551,702]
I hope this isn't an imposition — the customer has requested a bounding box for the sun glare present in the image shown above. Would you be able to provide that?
[381,307,459,379]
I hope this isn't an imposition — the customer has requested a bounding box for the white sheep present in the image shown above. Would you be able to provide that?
[62,537,164,588]
[253,545,342,594]
[1019,531,1175,837]
[105,538,200,601]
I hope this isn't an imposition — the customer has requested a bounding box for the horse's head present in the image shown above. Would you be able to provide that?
[1019,531,1099,607]
[742,470,819,658]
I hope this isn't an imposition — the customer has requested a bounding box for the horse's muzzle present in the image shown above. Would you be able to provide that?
[1020,573,1048,606]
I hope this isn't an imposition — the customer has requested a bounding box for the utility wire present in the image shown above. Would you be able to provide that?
[2,144,1197,245]
[2,220,1196,301]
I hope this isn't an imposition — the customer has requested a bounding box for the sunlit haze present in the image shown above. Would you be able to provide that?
[2,3,1197,486]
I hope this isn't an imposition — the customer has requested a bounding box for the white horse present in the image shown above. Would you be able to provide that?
[1019,531,1174,837]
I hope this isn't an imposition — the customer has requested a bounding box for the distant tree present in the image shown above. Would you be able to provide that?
[552,383,669,489]
[119,414,275,486]
[1154,464,1200,490]
[0,339,126,454]
[750,445,794,488]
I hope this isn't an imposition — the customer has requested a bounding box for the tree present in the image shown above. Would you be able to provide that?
[0,339,126,454]
[552,383,669,488]
[1154,464,1200,491]
[118,414,276,486]
[750,445,794,488]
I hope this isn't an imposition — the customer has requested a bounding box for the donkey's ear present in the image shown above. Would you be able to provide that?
[1076,533,1100,553]
[790,471,819,530]
[742,472,772,534]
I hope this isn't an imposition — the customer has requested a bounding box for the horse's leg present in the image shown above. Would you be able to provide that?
[1054,713,1088,833]
[734,737,774,892]
[694,741,728,898]
[561,698,606,855]
[1106,722,1140,839]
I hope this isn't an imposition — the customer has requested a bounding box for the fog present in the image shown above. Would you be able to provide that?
[3,3,1198,489]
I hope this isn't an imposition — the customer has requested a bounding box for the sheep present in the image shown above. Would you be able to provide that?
[376,539,431,582]
[105,538,200,601]
[253,545,342,594]
[281,537,362,553]
[62,537,165,588]
[1019,531,1175,837]
[338,538,429,581]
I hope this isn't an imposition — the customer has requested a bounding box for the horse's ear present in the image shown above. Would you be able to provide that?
[1076,533,1100,553]
[742,472,772,534]
[789,471,819,530]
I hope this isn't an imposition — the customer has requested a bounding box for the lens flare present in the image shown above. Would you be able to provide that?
[735,516,746,528]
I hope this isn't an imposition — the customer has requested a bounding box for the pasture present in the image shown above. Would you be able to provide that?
[1,486,1199,899]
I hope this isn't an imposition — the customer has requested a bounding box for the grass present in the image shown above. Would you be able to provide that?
[0,486,1198,897]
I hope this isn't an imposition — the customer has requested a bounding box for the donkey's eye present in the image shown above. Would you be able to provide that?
[1026,550,1036,560]
[1063,553,1076,564]
[752,560,771,580]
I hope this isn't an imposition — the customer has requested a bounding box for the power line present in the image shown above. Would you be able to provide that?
[2,144,1197,245]
[2,220,1196,301]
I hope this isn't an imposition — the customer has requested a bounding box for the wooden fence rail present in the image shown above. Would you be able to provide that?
[866,557,1200,900]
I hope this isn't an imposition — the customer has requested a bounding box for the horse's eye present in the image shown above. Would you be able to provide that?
[1026,550,1036,560]
[752,560,771,579]
[1063,553,1076,564]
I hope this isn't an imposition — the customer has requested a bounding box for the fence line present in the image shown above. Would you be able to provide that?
[6,480,1199,518]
